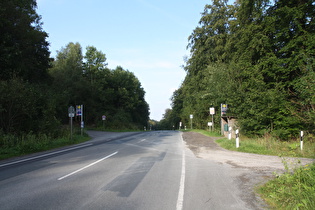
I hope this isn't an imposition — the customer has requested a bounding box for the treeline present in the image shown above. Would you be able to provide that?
[164,0,315,139]
[0,0,149,137]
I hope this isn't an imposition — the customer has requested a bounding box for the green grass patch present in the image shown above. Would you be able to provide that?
[259,162,315,209]
[215,136,315,159]
[0,132,90,160]
[183,129,222,137]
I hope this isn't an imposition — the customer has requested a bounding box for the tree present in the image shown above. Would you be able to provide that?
[0,0,51,83]
[49,42,89,123]
[83,46,107,84]
[49,43,149,129]
[0,0,57,135]
[171,0,315,139]
[102,66,149,128]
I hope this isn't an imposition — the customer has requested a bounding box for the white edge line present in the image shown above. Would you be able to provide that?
[0,143,93,168]
[176,133,185,210]
[57,151,118,181]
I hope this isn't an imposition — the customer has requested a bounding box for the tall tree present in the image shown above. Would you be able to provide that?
[0,0,51,83]
[83,46,107,84]
[0,0,57,135]
[49,42,88,123]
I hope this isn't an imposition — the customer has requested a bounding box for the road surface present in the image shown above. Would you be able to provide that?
[0,131,276,209]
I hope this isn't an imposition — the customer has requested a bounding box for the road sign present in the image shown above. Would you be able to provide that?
[210,107,215,115]
[102,115,106,120]
[76,105,82,116]
[221,104,228,116]
[68,106,75,140]
[190,114,193,119]
[68,106,75,117]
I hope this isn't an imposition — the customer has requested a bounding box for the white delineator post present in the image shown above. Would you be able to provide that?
[228,126,232,140]
[236,129,239,148]
[300,131,304,151]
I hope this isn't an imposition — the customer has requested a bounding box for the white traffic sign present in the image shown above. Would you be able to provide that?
[68,106,75,117]
[210,107,215,115]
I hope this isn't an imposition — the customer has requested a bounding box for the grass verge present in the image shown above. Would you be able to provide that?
[182,129,222,137]
[0,132,90,160]
[215,136,315,159]
[258,162,315,209]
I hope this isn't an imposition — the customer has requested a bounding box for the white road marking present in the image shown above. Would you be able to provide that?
[0,143,93,168]
[138,139,146,143]
[57,151,118,181]
[176,134,186,210]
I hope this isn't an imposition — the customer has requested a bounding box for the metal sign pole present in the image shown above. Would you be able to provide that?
[209,107,215,132]
[190,114,193,129]
[81,104,83,136]
[211,114,214,132]
[68,106,75,140]
[70,116,73,140]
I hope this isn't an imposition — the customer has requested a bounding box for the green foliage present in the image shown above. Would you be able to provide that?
[0,0,51,83]
[157,108,175,130]
[0,79,60,135]
[169,0,315,139]
[259,162,315,209]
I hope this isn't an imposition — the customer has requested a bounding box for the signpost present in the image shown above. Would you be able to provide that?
[210,107,215,132]
[190,114,193,129]
[221,104,228,116]
[76,105,84,135]
[68,106,75,140]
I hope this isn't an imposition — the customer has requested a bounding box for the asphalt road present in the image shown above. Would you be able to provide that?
[0,131,256,210]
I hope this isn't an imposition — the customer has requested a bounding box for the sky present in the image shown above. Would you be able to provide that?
[36,0,213,121]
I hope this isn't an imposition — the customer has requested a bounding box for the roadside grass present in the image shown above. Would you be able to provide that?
[258,162,315,209]
[0,131,90,160]
[215,135,315,159]
[182,129,222,137]
[191,129,315,209]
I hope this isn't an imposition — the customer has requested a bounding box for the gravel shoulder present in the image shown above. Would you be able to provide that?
[182,132,314,171]
[182,132,314,209]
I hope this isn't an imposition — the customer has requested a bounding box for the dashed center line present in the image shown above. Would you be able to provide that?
[57,151,118,181]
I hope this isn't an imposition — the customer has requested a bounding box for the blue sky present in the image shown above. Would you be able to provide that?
[37,0,226,121]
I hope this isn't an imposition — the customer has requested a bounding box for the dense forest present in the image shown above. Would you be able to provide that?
[161,0,315,139]
[0,0,150,138]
